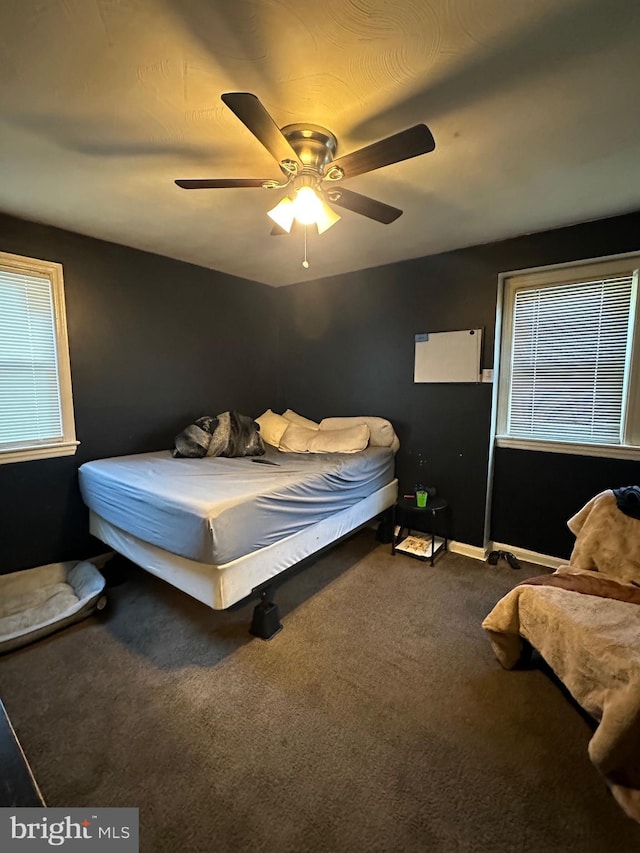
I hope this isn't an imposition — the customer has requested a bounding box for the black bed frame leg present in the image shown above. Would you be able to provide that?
[376,506,395,544]
[249,588,283,640]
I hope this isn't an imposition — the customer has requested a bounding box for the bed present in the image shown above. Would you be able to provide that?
[79,418,398,635]
[483,490,640,822]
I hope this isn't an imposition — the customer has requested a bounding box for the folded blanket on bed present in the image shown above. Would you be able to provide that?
[173,411,265,458]
[519,569,640,605]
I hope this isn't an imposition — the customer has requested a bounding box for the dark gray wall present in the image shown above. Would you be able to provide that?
[491,448,640,558]
[0,213,278,572]
[275,255,495,546]
[276,210,640,553]
[4,208,640,571]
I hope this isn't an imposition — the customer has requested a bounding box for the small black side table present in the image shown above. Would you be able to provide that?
[391,497,449,566]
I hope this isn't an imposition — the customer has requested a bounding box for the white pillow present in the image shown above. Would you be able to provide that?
[255,409,289,448]
[278,424,317,452]
[282,409,320,430]
[319,416,399,453]
[280,423,370,453]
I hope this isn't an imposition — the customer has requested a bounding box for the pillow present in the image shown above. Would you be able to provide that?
[319,416,399,453]
[280,423,370,453]
[255,409,290,448]
[282,409,320,430]
[278,424,318,453]
[174,411,264,458]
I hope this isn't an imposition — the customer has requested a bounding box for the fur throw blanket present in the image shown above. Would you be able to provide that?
[173,411,265,459]
[482,566,640,823]
[568,489,640,584]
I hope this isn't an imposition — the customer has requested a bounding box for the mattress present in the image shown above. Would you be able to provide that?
[89,479,397,610]
[79,444,394,565]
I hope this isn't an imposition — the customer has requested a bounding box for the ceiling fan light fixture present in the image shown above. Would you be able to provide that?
[268,187,340,235]
[314,198,341,234]
[177,93,437,262]
[267,196,295,232]
[291,185,322,226]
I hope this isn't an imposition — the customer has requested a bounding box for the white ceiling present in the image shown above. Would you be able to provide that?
[1,0,639,287]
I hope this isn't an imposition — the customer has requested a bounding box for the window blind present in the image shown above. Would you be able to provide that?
[507,276,634,444]
[0,269,63,447]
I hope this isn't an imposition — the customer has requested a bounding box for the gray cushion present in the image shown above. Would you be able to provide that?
[0,561,106,653]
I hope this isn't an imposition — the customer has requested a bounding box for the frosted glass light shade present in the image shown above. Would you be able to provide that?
[267,189,341,234]
[315,200,341,234]
[292,186,322,225]
[267,196,295,232]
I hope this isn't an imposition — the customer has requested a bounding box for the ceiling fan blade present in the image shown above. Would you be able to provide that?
[325,188,402,224]
[328,124,435,180]
[221,92,302,168]
[175,178,269,189]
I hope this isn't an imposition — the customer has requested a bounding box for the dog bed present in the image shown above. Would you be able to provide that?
[0,560,106,654]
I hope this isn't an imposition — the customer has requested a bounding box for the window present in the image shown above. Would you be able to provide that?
[496,253,640,460]
[0,251,78,464]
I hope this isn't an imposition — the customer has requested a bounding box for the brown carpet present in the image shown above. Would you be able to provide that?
[2,532,640,853]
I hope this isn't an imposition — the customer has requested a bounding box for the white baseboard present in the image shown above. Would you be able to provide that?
[490,541,565,570]
[386,533,563,570]
[448,540,487,561]
[444,539,565,569]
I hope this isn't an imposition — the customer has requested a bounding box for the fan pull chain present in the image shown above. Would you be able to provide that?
[302,226,309,269]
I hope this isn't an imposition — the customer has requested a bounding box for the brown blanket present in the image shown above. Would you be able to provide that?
[483,567,640,822]
[519,571,640,605]
[483,489,640,822]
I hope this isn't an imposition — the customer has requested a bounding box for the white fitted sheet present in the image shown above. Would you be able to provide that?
[79,445,395,564]
[89,479,398,609]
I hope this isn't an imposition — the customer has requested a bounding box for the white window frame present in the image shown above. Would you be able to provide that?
[0,250,79,464]
[494,251,640,461]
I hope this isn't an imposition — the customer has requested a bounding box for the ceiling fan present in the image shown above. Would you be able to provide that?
[175,93,435,237]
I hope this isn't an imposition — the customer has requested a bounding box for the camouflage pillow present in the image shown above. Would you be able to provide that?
[173,411,265,458]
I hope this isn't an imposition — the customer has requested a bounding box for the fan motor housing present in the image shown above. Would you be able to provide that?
[280,124,338,175]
